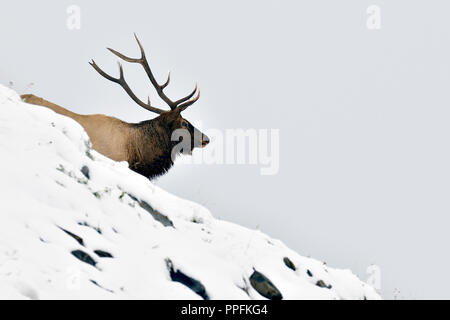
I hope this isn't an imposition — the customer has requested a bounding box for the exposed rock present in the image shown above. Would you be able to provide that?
[81,165,90,179]
[71,250,97,267]
[127,193,174,227]
[94,250,113,258]
[60,227,84,246]
[316,280,332,289]
[249,270,283,300]
[283,257,296,271]
[78,221,102,234]
[166,258,209,300]
[90,280,114,293]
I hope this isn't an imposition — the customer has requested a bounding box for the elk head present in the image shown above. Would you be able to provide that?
[89,34,209,158]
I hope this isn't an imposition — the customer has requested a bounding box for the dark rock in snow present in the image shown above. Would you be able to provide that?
[127,193,174,227]
[316,280,332,289]
[60,228,84,246]
[249,270,283,300]
[90,280,114,293]
[81,165,90,179]
[283,257,296,271]
[77,221,102,234]
[71,250,97,267]
[165,258,209,300]
[307,269,313,277]
[94,250,113,258]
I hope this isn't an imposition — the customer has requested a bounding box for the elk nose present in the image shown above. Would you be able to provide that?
[202,135,210,147]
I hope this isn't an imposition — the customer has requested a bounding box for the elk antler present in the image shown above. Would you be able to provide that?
[90,33,200,114]
[89,60,165,114]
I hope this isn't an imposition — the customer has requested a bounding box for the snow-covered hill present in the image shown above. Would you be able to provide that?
[0,85,380,300]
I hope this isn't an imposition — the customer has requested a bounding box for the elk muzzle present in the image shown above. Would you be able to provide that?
[201,134,210,148]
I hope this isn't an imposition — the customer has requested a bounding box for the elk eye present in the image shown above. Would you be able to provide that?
[182,122,188,127]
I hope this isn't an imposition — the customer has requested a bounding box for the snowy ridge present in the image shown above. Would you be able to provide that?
[0,85,380,300]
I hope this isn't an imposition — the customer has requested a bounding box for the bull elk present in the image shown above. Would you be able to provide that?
[21,34,209,179]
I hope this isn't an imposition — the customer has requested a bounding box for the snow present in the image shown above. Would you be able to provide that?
[0,85,381,300]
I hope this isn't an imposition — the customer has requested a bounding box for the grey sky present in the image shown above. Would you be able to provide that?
[1,0,449,299]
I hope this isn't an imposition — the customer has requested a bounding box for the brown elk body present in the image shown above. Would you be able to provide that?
[21,35,209,179]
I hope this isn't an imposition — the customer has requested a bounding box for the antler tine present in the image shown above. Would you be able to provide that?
[107,47,140,64]
[177,88,201,111]
[174,83,198,106]
[89,60,165,114]
[161,71,171,90]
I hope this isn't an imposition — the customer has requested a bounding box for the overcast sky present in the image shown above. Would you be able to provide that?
[2,0,450,299]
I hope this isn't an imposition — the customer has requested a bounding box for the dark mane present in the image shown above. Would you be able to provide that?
[127,116,178,180]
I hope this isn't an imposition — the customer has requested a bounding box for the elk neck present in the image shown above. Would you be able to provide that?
[127,117,178,180]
